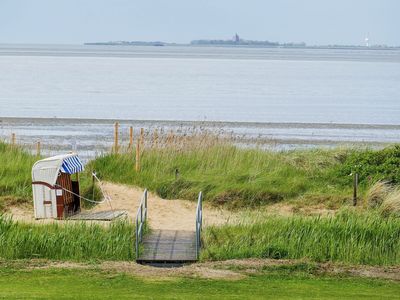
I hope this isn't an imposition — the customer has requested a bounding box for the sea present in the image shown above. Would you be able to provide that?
[0,44,399,159]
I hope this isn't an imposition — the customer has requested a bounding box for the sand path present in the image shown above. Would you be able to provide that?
[95,182,233,230]
[7,182,333,226]
[8,182,234,230]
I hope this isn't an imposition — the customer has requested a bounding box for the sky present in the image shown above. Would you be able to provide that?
[0,0,399,46]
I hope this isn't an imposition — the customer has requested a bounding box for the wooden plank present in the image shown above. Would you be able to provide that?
[137,230,197,263]
[68,210,127,221]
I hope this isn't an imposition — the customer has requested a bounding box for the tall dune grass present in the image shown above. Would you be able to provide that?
[91,132,400,208]
[0,216,135,261]
[91,143,353,207]
[365,181,400,217]
[380,189,400,218]
[365,181,392,208]
[0,143,37,209]
[2,135,400,210]
[201,209,400,265]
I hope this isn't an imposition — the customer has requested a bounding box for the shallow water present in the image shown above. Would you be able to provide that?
[0,45,399,158]
[0,44,399,124]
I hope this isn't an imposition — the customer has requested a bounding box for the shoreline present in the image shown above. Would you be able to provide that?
[2,116,400,130]
[1,116,399,161]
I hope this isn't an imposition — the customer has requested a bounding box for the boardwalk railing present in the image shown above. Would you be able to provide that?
[135,189,148,259]
[195,191,203,260]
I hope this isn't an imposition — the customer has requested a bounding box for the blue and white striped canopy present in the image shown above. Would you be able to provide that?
[60,156,84,174]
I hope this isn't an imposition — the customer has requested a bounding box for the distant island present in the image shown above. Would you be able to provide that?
[85,33,399,50]
[190,33,306,48]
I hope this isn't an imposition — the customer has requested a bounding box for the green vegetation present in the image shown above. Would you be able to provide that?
[2,139,400,210]
[91,144,400,208]
[1,210,399,266]
[91,146,346,208]
[0,216,135,261]
[0,265,399,299]
[334,145,400,185]
[365,181,400,217]
[1,141,399,266]
[0,143,37,210]
[202,209,400,265]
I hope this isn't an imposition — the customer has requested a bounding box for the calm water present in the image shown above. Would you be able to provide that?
[0,44,399,124]
[0,44,399,158]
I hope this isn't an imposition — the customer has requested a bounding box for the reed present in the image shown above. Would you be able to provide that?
[201,209,400,265]
[0,215,135,261]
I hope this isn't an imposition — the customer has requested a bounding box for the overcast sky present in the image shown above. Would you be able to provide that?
[0,0,399,46]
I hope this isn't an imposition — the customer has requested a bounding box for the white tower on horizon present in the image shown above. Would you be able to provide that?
[365,34,370,47]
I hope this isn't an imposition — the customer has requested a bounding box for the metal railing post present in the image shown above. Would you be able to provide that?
[135,216,139,257]
[135,189,148,260]
[195,191,203,260]
[144,189,148,220]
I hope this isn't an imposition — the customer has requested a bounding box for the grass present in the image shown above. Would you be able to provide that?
[91,143,400,208]
[202,209,400,265]
[1,140,399,266]
[380,188,400,218]
[1,209,398,266]
[91,145,353,208]
[0,265,399,299]
[364,181,400,217]
[2,138,400,210]
[334,145,400,185]
[0,216,135,261]
[0,143,38,210]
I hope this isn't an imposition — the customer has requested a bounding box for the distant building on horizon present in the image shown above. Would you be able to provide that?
[365,34,370,47]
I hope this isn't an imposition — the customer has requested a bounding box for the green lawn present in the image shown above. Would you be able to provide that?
[0,267,398,299]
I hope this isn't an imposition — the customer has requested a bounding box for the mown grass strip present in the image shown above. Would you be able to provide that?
[0,266,399,300]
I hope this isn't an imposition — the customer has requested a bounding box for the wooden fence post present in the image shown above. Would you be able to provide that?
[36,141,41,156]
[140,128,144,148]
[129,126,134,152]
[353,173,359,206]
[114,122,119,154]
[135,139,141,172]
[11,133,15,146]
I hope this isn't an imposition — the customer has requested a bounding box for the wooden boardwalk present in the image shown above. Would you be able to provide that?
[137,229,197,264]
